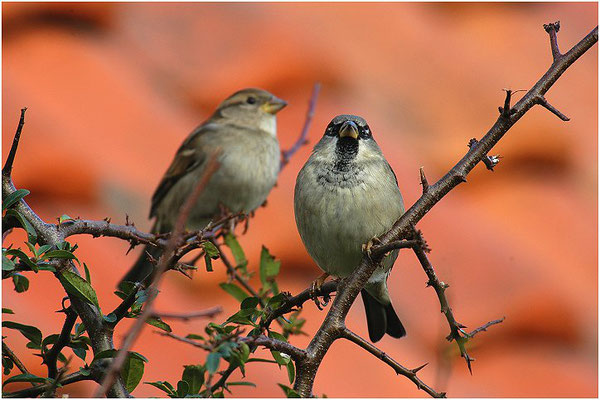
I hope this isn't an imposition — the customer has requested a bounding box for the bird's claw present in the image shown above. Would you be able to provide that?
[362,237,381,258]
[310,273,330,310]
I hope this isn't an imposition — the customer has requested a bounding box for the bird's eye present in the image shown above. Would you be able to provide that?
[246,97,257,104]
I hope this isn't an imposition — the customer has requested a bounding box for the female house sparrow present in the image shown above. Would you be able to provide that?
[294,115,405,342]
[119,88,287,289]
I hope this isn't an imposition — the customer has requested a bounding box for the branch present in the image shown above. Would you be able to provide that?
[293,22,598,397]
[2,107,27,177]
[160,331,307,362]
[262,281,339,329]
[341,329,445,398]
[152,306,223,321]
[2,117,129,397]
[280,83,320,168]
[43,306,77,379]
[94,151,222,397]
[3,370,94,398]
[2,341,33,384]
[467,317,506,338]
[544,21,562,61]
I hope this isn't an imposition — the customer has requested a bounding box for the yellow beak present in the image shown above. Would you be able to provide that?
[261,96,288,114]
[339,121,359,139]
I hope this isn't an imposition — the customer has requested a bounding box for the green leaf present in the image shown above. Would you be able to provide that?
[202,241,220,259]
[240,297,260,310]
[121,354,145,393]
[2,308,14,314]
[3,373,48,385]
[58,270,100,309]
[182,365,205,394]
[144,381,176,396]
[286,360,295,384]
[2,254,15,271]
[3,321,42,346]
[270,350,290,366]
[3,189,30,211]
[278,384,300,398]
[92,349,117,361]
[219,283,249,302]
[227,381,256,387]
[176,380,190,397]
[58,214,74,224]
[204,254,213,272]
[268,331,288,343]
[260,246,281,288]
[72,347,86,362]
[129,351,149,363]
[4,209,37,244]
[224,234,247,271]
[43,250,77,261]
[5,248,38,272]
[83,263,91,284]
[3,357,14,375]
[146,317,172,332]
[266,293,287,309]
[103,313,117,323]
[185,334,204,340]
[205,352,221,375]
[246,357,278,364]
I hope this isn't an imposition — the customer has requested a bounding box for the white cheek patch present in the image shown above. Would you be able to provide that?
[260,115,277,138]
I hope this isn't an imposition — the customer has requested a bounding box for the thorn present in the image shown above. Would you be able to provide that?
[411,362,428,374]
[103,217,111,224]
[500,89,513,118]
[535,95,570,121]
[419,167,429,194]
[125,242,137,255]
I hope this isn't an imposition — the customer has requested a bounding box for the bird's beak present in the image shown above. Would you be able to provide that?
[261,96,288,115]
[339,121,359,140]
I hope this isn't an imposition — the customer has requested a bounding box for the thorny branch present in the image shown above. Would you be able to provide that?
[281,83,321,168]
[153,306,223,321]
[340,329,444,398]
[2,22,596,398]
[43,306,78,379]
[94,151,222,397]
[291,22,598,397]
[2,341,32,379]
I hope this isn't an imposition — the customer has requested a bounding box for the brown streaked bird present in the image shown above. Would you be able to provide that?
[119,88,287,289]
[294,114,405,342]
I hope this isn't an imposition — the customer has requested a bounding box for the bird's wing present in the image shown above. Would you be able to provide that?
[384,160,399,188]
[149,123,218,218]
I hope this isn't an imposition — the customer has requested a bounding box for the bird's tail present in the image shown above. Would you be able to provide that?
[361,289,406,342]
[118,244,162,292]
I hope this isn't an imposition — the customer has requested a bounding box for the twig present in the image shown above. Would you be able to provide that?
[3,370,94,398]
[153,306,223,321]
[43,306,77,379]
[2,117,130,398]
[419,167,429,194]
[160,331,307,362]
[261,281,339,329]
[2,341,33,382]
[108,282,144,327]
[281,83,320,168]
[467,317,506,338]
[341,329,445,398]
[534,95,570,121]
[292,22,598,397]
[94,151,222,397]
[2,107,27,177]
[211,239,260,299]
[544,21,562,61]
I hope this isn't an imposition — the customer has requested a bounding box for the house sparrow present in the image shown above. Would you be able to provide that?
[119,88,287,289]
[294,114,406,342]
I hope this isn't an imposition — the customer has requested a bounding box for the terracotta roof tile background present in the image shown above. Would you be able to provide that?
[2,2,597,397]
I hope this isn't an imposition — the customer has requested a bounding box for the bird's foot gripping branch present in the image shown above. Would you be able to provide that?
[2,22,597,398]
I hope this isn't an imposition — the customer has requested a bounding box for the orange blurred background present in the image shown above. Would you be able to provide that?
[2,2,597,397]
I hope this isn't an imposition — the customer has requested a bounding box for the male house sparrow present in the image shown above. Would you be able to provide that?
[119,88,287,289]
[294,114,405,342]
